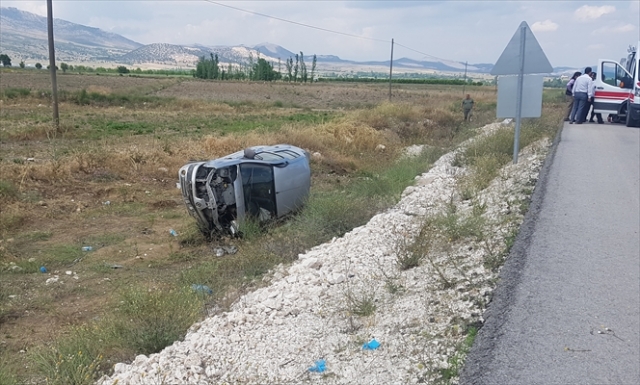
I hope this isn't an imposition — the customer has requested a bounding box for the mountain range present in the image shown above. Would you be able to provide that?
[0,7,574,76]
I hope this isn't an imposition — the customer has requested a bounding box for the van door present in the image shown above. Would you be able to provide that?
[594,59,633,116]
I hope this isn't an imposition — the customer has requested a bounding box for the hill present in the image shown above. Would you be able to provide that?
[0,7,141,63]
[0,6,577,76]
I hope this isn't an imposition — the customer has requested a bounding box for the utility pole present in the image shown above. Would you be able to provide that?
[46,0,60,129]
[388,38,394,102]
[462,61,468,95]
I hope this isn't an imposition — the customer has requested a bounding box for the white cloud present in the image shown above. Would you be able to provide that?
[587,43,606,50]
[531,20,558,32]
[574,5,615,21]
[591,24,636,35]
[614,24,636,32]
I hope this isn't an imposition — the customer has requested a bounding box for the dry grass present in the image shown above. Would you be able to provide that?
[0,71,504,384]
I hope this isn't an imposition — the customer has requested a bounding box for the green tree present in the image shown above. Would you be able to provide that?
[35,62,42,69]
[248,52,255,79]
[0,54,11,67]
[299,51,307,83]
[293,54,299,82]
[194,53,220,79]
[252,58,280,81]
[117,66,130,74]
[60,62,69,73]
[285,57,293,82]
[311,54,317,82]
[19,60,25,68]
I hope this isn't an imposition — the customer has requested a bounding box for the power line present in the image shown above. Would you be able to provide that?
[203,1,464,66]
[394,42,461,65]
[203,0,389,44]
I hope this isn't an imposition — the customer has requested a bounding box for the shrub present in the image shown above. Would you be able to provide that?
[3,88,31,99]
[345,290,377,316]
[31,326,105,385]
[106,286,203,355]
[0,180,19,201]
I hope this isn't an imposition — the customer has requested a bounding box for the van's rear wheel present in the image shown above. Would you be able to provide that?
[626,105,640,127]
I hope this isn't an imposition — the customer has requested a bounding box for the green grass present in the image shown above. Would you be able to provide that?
[82,233,127,248]
[456,119,555,194]
[31,325,105,385]
[294,147,446,246]
[431,201,486,243]
[71,110,336,139]
[44,244,85,267]
[202,111,335,134]
[67,89,168,107]
[439,326,478,383]
[98,202,147,216]
[2,87,31,99]
[346,291,377,317]
[0,180,19,200]
[0,359,19,385]
[21,231,53,242]
[104,286,203,355]
[352,149,444,200]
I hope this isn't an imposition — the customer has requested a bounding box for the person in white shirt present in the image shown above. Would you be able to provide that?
[569,67,594,124]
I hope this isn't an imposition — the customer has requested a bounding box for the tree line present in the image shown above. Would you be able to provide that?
[318,77,484,86]
[194,51,317,82]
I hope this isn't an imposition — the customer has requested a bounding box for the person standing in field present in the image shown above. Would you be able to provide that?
[462,94,474,121]
[564,71,581,121]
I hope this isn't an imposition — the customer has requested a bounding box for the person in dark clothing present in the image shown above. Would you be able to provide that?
[564,71,581,121]
[462,94,474,121]
[587,72,604,124]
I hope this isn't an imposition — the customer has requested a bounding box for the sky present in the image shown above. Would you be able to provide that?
[2,1,639,67]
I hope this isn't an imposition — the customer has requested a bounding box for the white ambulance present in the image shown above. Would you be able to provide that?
[593,42,640,127]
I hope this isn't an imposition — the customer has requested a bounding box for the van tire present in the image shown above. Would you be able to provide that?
[626,105,640,127]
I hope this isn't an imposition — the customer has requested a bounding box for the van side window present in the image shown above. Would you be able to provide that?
[602,62,633,89]
[602,62,618,86]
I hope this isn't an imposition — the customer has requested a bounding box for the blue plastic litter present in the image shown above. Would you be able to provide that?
[362,339,381,350]
[169,229,178,237]
[190,284,213,295]
[82,246,93,251]
[308,359,326,373]
[39,266,47,273]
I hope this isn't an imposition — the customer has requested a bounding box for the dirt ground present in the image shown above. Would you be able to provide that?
[0,70,492,110]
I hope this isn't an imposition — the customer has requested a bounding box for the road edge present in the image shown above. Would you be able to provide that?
[458,121,565,384]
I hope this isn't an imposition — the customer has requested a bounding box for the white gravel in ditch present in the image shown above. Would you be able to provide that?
[98,121,550,385]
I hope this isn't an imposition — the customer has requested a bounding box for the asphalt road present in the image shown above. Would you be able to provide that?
[460,121,640,385]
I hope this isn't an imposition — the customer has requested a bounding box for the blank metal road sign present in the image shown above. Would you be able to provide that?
[491,21,552,76]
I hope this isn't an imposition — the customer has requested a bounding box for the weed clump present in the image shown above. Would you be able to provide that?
[106,286,203,355]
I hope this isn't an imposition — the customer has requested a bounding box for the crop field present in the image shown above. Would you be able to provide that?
[0,69,515,383]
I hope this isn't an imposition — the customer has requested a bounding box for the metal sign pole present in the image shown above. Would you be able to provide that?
[513,25,526,164]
